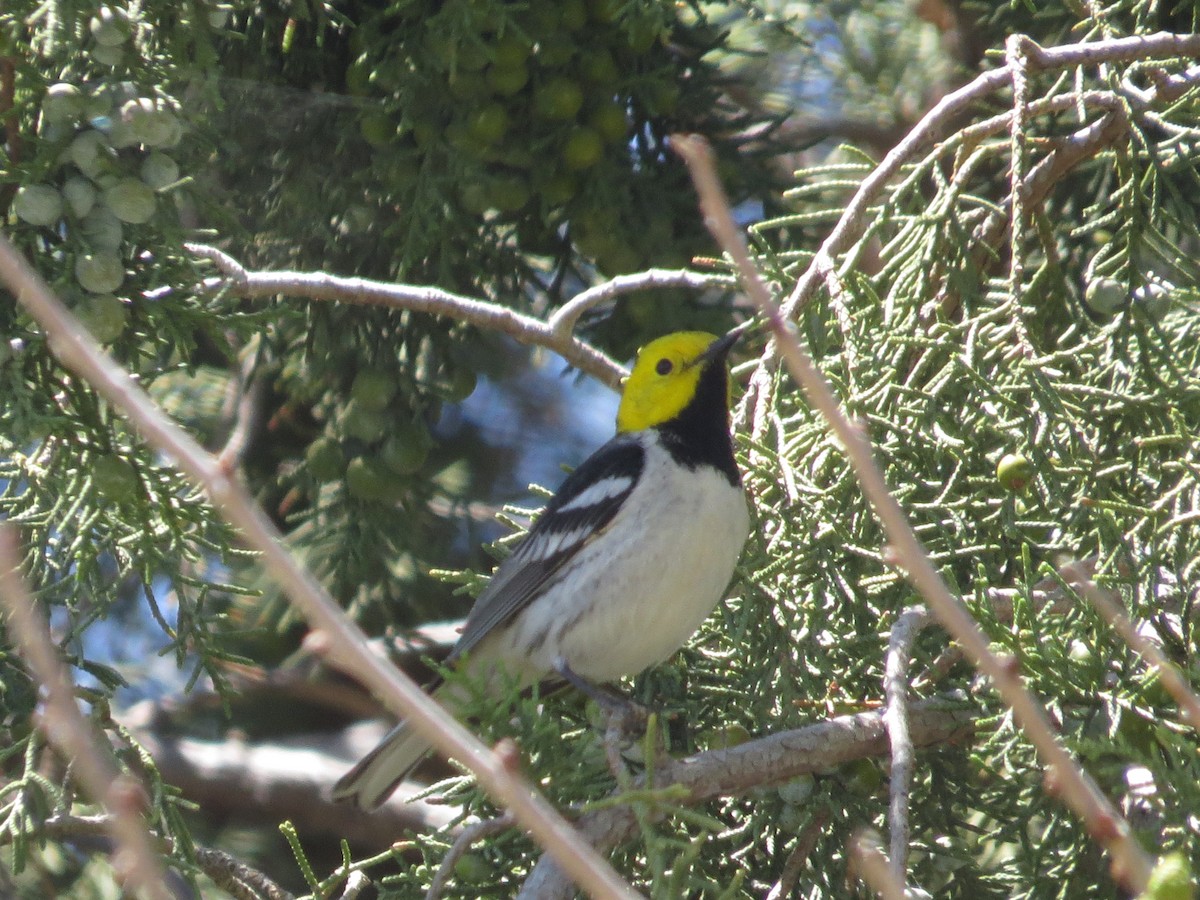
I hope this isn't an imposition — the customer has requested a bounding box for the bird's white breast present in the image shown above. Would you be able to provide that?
[481,435,750,683]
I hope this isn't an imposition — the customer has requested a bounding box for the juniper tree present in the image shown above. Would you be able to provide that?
[1,1,1198,898]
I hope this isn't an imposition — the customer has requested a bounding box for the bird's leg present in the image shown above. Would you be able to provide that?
[552,657,657,781]
[552,657,651,738]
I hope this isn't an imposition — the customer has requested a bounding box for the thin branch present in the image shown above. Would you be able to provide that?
[177,247,623,388]
[0,235,641,900]
[1075,580,1200,734]
[183,249,730,392]
[884,607,932,886]
[178,254,741,390]
[546,269,735,340]
[0,527,173,900]
[40,814,294,900]
[426,814,515,900]
[673,133,1154,893]
[764,806,831,900]
[777,31,1200,320]
[849,830,912,900]
[1005,34,1036,360]
[194,847,295,900]
[224,267,624,388]
[519,700,974,899]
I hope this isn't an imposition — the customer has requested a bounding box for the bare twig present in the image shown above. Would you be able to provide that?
[40,814,294,900]
[183,242,247,285]
[1075,581,1200,733]
[674,133,1154,893]
[546,268,735,339]
[1004,34,1036,360]
[338,871,371,900]
[519,700,973,899]
[180,249,733,392]
[0,235,640,900]
[777,31,1200,319]
[194,846,295,900]
[177,255,739,390]
[0,527,172,900]
[849,830,912,900]
[883,607,932,886]
[426,814,515,900]
[764,806,831,900]
[175,248,623,388]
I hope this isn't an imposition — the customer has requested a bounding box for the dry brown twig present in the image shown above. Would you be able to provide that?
[0,527,173,900]
[39,814,294,900]
[0,235,640,900]
[673,133,1154,892]
[850,830,917,900]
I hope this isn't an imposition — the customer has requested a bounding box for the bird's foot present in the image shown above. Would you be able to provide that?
[553,657,659,780]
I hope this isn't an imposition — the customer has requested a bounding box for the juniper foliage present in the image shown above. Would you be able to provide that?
[0,0,1198,898]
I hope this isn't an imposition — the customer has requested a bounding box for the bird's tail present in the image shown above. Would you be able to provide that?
[332,665,511,810]
[332,679,470,810]
[331,716,433,811]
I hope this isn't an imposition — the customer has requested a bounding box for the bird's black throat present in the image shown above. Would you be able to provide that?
[656,360,740,485]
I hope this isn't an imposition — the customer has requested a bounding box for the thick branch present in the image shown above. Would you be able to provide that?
[519,701,974,899]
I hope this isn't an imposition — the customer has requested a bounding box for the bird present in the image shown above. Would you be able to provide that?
[332,329,750,810]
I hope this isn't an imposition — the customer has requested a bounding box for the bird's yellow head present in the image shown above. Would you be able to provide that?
[616,331,737,433]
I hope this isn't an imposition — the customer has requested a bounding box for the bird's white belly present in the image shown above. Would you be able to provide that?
[482,452,749,683]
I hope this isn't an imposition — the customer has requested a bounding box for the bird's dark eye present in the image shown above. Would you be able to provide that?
[655,358,673,376]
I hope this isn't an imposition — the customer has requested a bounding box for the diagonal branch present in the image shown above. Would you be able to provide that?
[0,235,641,900]
[674,132,1155,893]
[0,527,172,900]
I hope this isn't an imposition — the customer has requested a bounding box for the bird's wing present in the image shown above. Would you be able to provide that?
[448,432,646,661]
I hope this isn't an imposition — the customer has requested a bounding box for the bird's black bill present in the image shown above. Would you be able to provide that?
[695,324,747,367]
